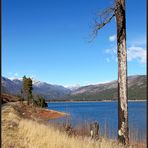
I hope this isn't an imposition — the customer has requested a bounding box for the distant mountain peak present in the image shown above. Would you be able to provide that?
[8,77,23,81]
[65,84,81,91]
[2,76,71,99]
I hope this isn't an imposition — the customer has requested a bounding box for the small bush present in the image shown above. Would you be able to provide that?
[33,96,47,108]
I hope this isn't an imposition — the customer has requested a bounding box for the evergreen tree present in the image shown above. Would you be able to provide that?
[20,89,24,104]
[27,78,33,104]
[23,76,28,103]
[36,96,47,108]
[22,76,33,105]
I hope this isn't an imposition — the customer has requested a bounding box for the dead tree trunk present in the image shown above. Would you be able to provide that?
[91,0,129,144]
[90,122,99,140]
[115,0,129,145]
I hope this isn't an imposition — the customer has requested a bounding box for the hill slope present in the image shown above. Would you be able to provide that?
[63,75,147,100]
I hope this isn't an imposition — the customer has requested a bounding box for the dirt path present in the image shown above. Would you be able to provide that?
[2,103,23,147]
[1,102,67,147]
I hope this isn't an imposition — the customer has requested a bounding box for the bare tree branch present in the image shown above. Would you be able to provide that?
[89,6,115,42]
[96,13,115,30]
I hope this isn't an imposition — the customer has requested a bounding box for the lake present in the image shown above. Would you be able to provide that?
[47,101,146,140]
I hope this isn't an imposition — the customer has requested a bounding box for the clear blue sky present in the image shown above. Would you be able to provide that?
[2,0,146,86]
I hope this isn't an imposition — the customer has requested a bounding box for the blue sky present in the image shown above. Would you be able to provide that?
[2,0,146,86]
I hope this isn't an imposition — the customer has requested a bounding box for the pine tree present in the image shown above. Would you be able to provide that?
[23,76,28,103]
[20,89,24,104]
[22,76,33,105]
[27,78,33,104]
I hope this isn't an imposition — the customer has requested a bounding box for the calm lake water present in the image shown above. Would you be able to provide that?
[47,101,146,140]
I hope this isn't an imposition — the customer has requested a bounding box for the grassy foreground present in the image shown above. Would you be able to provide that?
[2,102,146,148]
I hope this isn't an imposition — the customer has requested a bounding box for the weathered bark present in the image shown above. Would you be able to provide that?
[90,122,99,139]
[115,0,129,145]
[91,0,129,144]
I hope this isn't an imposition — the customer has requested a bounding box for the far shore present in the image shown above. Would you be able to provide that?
[128,99,146,102]
[47,99,146,103]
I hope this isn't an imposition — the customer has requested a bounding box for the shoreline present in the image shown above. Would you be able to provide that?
[2,102,68,120]
[47,99,147,103]
[128,100,146,102]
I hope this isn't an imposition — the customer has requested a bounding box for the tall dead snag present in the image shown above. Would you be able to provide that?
[115,0,128,145]
[92,0,129,145]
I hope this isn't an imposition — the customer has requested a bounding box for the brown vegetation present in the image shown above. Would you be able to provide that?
[1,93,20,104]
[13,102,67,121]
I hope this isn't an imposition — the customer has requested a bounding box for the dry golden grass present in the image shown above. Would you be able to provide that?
[2,103,146,148]
[2,103,23,147]
[18,119,120,148]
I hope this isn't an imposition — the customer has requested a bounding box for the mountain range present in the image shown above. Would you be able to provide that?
[66,75,147,101]
[2,77,71,99]
[1,75,147,101]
